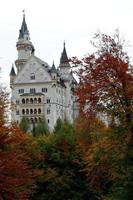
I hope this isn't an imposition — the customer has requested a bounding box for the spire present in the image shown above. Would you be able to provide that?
[19,11,29,39]
[60,41,69,65]
[51,61,57,73]
[10,64,16,76]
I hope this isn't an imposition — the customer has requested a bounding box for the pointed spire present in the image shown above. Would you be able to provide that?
[51,61,57,73]
[60,41,69,65]
[19,10,29,39]
[10,64,16,76]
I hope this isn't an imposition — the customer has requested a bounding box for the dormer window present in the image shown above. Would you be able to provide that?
[30,73,35,80]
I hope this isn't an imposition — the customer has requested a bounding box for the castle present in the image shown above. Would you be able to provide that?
[10,13,78,131]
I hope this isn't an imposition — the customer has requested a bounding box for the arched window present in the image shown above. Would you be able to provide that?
[26,109,29,114]
[38,108,41,114]
[38,98,41,103]
[31,118,34,123]
[38,117,42,122]
[22,109,25,115]
[34,98,37,104]
[34,108,37,114]
[22,98,25,104]
[30,109,33,114]
[35,117,37,123]
[26,98,29,104]
[30,98,33,104]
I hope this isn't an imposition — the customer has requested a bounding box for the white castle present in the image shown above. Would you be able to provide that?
[10,13,78,132]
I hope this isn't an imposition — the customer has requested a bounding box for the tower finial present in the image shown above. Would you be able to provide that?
[64,40,66,47]
[22,9,25,15]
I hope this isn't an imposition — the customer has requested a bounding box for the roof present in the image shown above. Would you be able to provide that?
[10,65,16,76]
[60,42,69,64]
[20,93,44,96]
[19,13,29,39]
[51,62,57,73]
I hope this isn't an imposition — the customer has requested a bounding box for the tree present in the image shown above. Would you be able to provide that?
[30,123,97,200]
[19,117,29,132]
[71,30,133,126]
[71,30,133,199]
[34,119,48,136]
[0,88,34,200]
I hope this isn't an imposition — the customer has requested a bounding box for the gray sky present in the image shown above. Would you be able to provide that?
[0,0,133,87]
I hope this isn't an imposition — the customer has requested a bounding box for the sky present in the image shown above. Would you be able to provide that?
[0,0,133,87]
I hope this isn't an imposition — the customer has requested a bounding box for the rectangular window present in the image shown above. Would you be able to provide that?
[16,100,19,104]
[47,99,50,104]
[16,110,19,115]
[18,89,24,94]
[47,109,50,114]
[30,88,36,94]
[42,88,47,93]
[30,73,35,80]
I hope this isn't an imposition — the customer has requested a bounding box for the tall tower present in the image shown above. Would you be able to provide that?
[15,12,35,73]
[59,42,70,76]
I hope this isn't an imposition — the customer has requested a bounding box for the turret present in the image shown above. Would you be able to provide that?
[15,12,35,73]
[10,64,16,88]
[59,42,70,75]
[51,61,57,79]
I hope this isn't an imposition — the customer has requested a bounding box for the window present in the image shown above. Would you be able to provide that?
[34,109,37,114]
[42,88,47,93]
[26,98,29,104]
[30,73,35,80]
[16,110,19,115]
[30,109,33,114]
[38,108,41,114]
[30,88,36,94]
[16,100,19,104]
[38,98,41,103]
[22,98,25,104]
[22,109,25,115]
[47,99,50,104]
[30,98,33,104]
[47,119,50,124]
[47,109,50,114]
[19,89,24,94]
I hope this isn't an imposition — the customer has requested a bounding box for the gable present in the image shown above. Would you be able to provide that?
[14,56,52,84]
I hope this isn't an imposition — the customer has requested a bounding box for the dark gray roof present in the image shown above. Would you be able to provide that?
[10,65,16,76]
[19,14,29,39]
[51,62,57,73]
[20,93,44,96]
[60,42,69,64]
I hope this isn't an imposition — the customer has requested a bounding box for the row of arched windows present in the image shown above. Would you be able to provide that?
[22,108,42,115]
[22,97,41,104]
[26,117,42,123]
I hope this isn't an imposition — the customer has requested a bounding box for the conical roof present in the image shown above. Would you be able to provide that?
[19,13,29,39]
[60,42,69,64]
[10,65,16,76]
[51,61,57,73]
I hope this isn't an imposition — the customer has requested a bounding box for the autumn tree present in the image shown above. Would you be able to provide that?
[0,87,35,200]
[71,31,133,200]
[71,30,133,126]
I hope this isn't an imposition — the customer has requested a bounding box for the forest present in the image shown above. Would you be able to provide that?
[0,31,133,200]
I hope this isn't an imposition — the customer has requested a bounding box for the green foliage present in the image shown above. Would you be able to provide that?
[34,119,48,136]
[19,117,29,132]
[30,121,97,200]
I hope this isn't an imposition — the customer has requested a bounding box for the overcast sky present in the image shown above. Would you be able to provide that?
[0,0,133,87]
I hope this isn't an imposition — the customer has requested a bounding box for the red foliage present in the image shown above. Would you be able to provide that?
[71,31,133,124]
[0,90,34,200]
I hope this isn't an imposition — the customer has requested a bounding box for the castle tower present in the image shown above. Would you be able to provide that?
[59,42,70,75]
[15,12,35,73]
[9,64,16,88]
